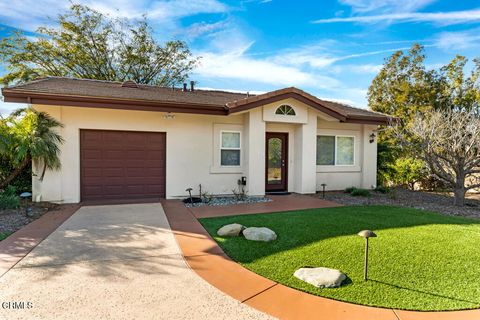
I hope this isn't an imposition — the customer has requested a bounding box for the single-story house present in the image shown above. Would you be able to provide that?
[1,77,392,203]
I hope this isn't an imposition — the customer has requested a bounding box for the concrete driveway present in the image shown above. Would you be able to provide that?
[0,203,273,320]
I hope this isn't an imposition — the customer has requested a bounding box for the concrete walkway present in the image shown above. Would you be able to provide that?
[0,203,274,320]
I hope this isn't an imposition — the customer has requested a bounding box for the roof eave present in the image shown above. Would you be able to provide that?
[1,89,229,116]
[343,115,396,125]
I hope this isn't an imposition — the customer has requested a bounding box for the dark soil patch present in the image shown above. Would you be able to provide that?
[317,188,480,218]
[0,200,59,236]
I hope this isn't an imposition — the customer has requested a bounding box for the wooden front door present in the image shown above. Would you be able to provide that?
[265,132,288,192]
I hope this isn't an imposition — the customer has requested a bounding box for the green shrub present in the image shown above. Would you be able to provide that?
[374,186,390,194]
[0,232,11,241]
[390,157,428,190]
[0,186,20,210]
[350,188,371,197]
[0,156,32,193]
[344,187,357,194]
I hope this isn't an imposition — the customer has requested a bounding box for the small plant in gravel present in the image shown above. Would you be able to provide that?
[388,188,398,200]
[232,187,248,201]
[201,191,213,204]
[350,188,371,197]
[374,186,390,194]
[344,187,357,194]
[0,231,11,241]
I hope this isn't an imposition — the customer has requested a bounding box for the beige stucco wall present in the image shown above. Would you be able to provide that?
[33,105,246,202]
[33,98,378,203]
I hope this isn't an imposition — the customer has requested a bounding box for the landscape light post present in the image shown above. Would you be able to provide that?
[357,230,377,281]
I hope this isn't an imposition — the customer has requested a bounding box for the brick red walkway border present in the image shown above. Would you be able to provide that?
[0,204,80,277]
[162,195,480,320]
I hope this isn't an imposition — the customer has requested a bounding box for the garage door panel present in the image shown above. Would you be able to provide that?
[103,185,125,195]
[83,185,103,195]
[104,150,124,159]
[125,167,144,177]
[103,168,124,177]
[145,184,164,193]
[102,132,125,145]
[145,168,164,176]
[126,150,147,159]
[100,160,126,168]
[82,149,102,159]
[80,130,166,201]
[83,167,102,177]
[145,151,165,159]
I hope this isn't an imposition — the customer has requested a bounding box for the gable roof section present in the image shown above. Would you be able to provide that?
[227,87,392,124]
[1,77,392,124]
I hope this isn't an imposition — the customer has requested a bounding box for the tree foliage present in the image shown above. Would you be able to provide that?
[369,44,480,200]
[369,44,440,128]
[390,157,428,190]
[0,108,64,189]
[0,4,199,86]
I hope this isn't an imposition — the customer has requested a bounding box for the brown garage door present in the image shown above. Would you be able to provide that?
[80,130,166,201]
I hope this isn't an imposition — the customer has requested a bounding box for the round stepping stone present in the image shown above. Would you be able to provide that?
[294,267,346,288]
[242,227,277,242]
[217,223,244,236]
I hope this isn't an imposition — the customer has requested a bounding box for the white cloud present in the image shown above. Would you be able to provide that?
[273,45,414,70]
[0,100,26,116]
[0,0,229,31]
[312,9,480,25]
[195,51,340,88]
[339,0,435,13]
[274,52,339,69]
[435,28,480,50]
[205,27,254,54]
[330,64,383,74]
[325,87,369,108]
[179,21,229,40]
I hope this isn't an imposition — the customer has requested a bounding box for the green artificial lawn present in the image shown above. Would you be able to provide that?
[200,206,480,311]
[0,232,11,241]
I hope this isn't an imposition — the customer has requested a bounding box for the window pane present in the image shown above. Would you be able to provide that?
[267,137,282,184]
[221,132,240,148]
[317,136,335,165]
[221,150,240,166]
[336,137,354,165]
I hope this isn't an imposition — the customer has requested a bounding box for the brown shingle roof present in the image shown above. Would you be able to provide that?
[1,77,392,124]
[5,77,249,107]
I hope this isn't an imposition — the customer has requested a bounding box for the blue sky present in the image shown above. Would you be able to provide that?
[0,0,479,114]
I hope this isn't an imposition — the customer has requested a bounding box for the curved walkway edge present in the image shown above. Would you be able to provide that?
[0,204,80,278]
[161,198,480,320]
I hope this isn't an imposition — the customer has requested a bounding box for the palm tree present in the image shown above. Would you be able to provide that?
[0,107,64,189]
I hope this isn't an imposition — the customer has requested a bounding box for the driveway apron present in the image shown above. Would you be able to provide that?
[0,203,273,320]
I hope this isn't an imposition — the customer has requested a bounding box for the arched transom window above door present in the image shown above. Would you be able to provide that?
[275,104,296,116]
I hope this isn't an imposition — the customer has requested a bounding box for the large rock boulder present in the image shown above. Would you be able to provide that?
[242,227,277,242]
[217,223,244,237]
[293,267,346,288]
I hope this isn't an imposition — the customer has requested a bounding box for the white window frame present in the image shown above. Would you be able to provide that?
[317,134,356,166]
[220,130,241,167]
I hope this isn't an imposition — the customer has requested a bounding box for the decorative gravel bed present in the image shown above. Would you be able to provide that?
[0,201,58,236]
[318,188,480,219]
[184,196,272,208]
